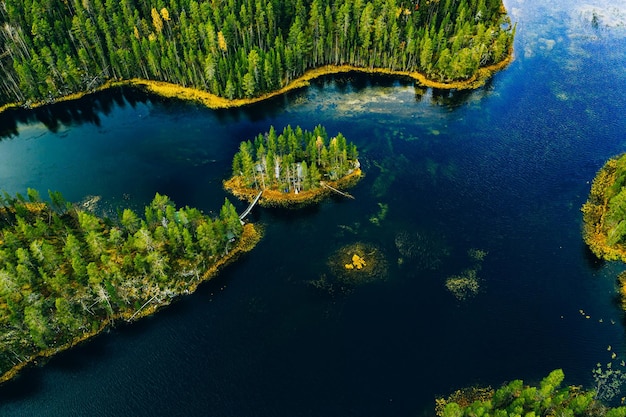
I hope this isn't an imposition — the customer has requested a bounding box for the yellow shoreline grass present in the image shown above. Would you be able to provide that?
[125,55,514,109]
[0,50,513,115]
[0,223,261,385]
[224,168,363,207]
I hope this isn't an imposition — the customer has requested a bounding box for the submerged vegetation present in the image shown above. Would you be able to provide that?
[444,248,487,301]
[394,228,450,270]
[224,124,362,206]
[0,189,260,382]
[309,242,388,295]
[435,369,626,417]
[369,202,389,226]
[328,242,388,284]
[0,0,514,109]
[445,268,480,300]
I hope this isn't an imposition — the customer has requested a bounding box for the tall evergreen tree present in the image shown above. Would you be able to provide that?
[0,0,513,107]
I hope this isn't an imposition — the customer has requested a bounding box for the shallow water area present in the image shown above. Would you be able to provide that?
[0,0,626,415]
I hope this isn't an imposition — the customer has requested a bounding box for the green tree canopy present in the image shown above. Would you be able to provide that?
[0,0,514,107]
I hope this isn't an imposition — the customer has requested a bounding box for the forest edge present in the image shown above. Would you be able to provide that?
[0,222,261,385]
[0,49,513,116]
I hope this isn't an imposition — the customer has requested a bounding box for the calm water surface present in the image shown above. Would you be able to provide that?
[0,0,626,415]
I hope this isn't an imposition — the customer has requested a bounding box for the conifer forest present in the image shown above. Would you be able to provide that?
[0,190,247,376]
[0,0,514,107]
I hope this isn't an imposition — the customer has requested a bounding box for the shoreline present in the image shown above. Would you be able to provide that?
[582,156,626,262]
[0,51,513,115]
[224,168,363,208]
[582,155,626,262]
[0,222,261,385]
[0,46,512,384]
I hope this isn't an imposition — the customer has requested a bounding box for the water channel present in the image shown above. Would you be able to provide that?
[0,0,625,415]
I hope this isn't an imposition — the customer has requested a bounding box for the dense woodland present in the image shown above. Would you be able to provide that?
[231,124,359,193]
[582,153,626,309]
[437,369,626,417]
[0,189,245,376]
[0,0,514,107]
[582,154,626,262]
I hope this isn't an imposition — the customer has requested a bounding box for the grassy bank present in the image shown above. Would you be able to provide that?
[224,168,363,208]
[127,54,514,109]
[0,50,513,116]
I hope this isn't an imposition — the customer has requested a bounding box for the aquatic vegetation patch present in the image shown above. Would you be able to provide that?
[329,243,388,285]
[577,3,626,30]
[423,158,458,184]
[308,273,354,297]
[468,248,489,262]
[79,195,102,211]
[371,161,395,199]
[592,360,626,402]
[371,154,409,199]
[308,243,388,296]
[368,203,388,226]
[444,248,489,301]
[445,269,481,301]
[425,158,440,179]
[336,223,361,237]
[394,230,450,270]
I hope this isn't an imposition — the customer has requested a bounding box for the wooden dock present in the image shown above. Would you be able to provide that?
[239,190,263,221]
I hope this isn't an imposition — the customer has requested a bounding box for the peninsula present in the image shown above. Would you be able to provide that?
[582,153,626,307]
[0,0,514,113]
[582,153,626,263]
[0,190,260,383]
[224,124,362,207]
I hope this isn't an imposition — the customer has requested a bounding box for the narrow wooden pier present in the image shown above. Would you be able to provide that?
[320,182,354,199]
[239,190,263,221]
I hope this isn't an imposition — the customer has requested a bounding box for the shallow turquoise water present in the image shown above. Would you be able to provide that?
[0,0,626,415]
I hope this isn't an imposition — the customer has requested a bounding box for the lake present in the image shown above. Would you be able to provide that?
[0,0,626,415]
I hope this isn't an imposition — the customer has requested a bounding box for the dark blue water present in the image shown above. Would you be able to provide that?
[1,0,626,415]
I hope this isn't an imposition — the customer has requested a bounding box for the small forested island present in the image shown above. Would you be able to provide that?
[224,124,362,206]
[436,369,626,417]
[0,189,260,383]
[582,154,626,263]
[0,0,514,112]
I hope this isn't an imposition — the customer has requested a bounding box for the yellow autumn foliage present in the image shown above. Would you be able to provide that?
[344,254,366,270]
[217,31,228,52]
[330,243,387,284]
[352,254,366,269]
[151,8,163,33]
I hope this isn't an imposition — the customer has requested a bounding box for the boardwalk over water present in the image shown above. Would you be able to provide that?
[239,190,263,221]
